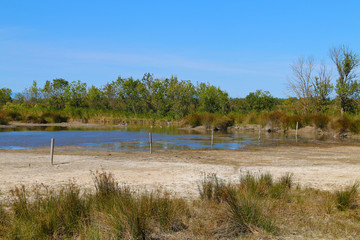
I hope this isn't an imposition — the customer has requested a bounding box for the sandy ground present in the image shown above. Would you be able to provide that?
[1,145,360,198]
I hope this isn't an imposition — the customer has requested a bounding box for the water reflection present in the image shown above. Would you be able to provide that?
[0,125,355,151]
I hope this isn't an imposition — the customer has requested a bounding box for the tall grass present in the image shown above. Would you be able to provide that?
[8,184,91,239]
[90,171,189,239]
[198,173,227,202]
[336,182,359,211]
[225,186,276,235]
[1,171,360,238]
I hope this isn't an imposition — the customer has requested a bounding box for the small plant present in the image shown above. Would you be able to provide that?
[336,182,359,211]
[239,172,273,197]
[198,173,227,202]
[279,172,293,189]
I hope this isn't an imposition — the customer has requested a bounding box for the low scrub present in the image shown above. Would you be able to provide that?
[183,113,234,130]
[311,114,330,130]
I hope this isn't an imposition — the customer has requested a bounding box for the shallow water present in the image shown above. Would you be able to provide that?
[0,126,346,151]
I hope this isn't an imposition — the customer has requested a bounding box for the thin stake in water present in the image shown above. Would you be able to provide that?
[149,132,152,154]
[211,129,214,149]
[50,138,55,165]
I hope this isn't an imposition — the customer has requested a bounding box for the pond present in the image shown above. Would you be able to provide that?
[0,126,344,151]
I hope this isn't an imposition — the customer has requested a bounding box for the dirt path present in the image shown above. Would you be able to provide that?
[1,145,360,197]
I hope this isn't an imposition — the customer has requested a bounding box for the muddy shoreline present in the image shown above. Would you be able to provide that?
[1,145,360,198]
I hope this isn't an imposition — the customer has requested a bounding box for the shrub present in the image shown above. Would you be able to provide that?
[6,111,23,121]
[24,115,47,123]
[312,114,330,130]
[213,116,234,130]
[350,119,360,134]
[333,116,352,133]
[41,112,68,123]
[262,112,285,130]
[281,115,302,130]
[183,113,202,127]
[0,111,9,125]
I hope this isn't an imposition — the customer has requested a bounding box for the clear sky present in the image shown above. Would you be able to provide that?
[1,0,359,98]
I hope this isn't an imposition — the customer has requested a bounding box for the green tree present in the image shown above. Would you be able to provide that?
[167,76,196,119]
[42,78,69,108]
[330,46,360,115]
[245,90,276,112]
[102,77,125,110]
[0,88,12,105]
[65,80,88,107]
[197,82,230,113]
[23,80,41,104]
[87,85,104,108]
[121,77,146,115]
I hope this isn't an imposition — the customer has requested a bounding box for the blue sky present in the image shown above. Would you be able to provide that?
[1,0,359,98]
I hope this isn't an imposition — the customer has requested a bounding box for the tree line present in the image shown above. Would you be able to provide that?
[0,45,359,120]
[287,45,360,116]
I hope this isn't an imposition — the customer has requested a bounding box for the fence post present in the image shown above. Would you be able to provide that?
[211,129,214,149]
[149,132,152,154]
[50,138,55,165]
[258,125,261,141]
[295,122,299,142]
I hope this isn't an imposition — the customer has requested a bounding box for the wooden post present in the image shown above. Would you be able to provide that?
[258,125,261,141]
[50,138,55,165]
[149,132,152,154]
[211,129,214,149]
[295,122,299,142]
